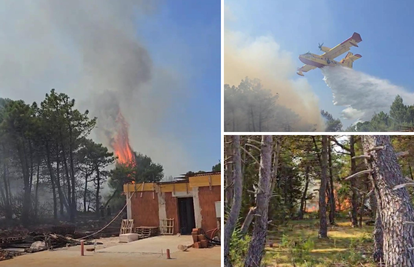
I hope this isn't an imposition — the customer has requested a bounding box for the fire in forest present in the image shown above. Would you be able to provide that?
[110,110,136,166]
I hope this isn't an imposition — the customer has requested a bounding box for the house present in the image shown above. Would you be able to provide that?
[123,171,221,235]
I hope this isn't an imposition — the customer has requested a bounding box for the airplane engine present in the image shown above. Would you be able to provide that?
[320,46,330,52]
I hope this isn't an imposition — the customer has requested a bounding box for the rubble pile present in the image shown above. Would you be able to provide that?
[0,249,21,261]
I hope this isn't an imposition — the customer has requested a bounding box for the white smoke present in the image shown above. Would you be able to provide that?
[0,1,196,177]
[322,66,414,121]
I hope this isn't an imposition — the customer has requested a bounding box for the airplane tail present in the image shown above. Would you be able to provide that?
[340,52,362,68]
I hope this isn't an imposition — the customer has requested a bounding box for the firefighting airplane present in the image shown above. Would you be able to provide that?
[297,32,362,76]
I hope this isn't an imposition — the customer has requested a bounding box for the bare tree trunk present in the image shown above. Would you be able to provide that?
[1,144,12,220]
[95,166,101,218]
[318,136,328,238]
[83,173,89,212]
[362,135,414,267]
[45,141,58,220]
[244,136,272,267]
[55,142,65,217]
[225,136,233,207]
[298,166,310,220]
[373,204,384,263]
[349,136,359,227]
[34,158,41,220]
[61,146,73,220]
[224,135,243,267]
[68,121,77,222]
[328,144,335,225]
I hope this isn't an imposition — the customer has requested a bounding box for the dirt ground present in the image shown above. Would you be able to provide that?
[0,236,221,267]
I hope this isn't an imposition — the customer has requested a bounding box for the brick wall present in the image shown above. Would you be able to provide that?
[130,191,159,227]
[165,192,179,234]
[198,185,221,231]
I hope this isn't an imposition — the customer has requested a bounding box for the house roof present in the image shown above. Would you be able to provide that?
[123,172,221,193]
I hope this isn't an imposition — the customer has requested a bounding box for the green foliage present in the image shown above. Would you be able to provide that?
[108,152,164,194]
[321,110,342,132]
[224,77,315,132]
[347,95,414,131]
[229,227,251,266]
[212,162,220,172]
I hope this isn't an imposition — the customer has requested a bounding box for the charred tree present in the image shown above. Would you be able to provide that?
[244,135,273,267]
[224,135,243,267]
[362,135,414,266]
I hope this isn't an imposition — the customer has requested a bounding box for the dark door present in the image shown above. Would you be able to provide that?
[177,197,196,235]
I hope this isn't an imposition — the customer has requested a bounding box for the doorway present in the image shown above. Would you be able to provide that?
[177,197,196,235]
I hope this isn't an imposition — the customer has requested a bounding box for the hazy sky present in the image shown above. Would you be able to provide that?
[225,0,414,127]
[0,0,220,177]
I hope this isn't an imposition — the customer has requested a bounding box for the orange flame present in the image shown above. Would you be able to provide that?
[111,110,136,166]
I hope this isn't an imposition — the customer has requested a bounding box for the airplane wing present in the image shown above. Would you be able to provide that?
[322,32,362,59]
[298,64,316,73]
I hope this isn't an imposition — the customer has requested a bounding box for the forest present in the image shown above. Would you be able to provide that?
[224,135,414,267]
[0,89,168,227]
[224,77,414,132]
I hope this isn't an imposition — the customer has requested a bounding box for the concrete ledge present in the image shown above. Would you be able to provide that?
[119,233,139,243]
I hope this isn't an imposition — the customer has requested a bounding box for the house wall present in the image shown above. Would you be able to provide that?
[165,192,180,234]
[198,185,221,231]
[130,191,159,227]
[127,177,221,234]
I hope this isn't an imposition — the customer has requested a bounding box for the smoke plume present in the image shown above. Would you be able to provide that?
[224,30,324,131]
[322,66,414,121]
[0,0,194,176]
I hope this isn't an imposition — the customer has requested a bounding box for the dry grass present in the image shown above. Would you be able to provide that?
[263,218,377,267]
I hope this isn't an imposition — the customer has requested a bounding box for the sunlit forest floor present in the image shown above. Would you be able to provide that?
[263,216,376,267]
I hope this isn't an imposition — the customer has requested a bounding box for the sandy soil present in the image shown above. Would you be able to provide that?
[0,236,221,267]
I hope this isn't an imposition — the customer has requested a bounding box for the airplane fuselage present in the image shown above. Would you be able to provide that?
[296,32,362,76]
[299,53,340,68]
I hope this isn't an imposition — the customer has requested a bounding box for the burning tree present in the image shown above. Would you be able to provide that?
[111,111,136,166]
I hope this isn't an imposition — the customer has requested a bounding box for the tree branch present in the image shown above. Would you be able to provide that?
[330,136,351,152]
[240,146,260,165]
[245,143,261,151]
[240,207,257,236]
[368,146,386,152]
[352,155,371,160]
[344,169,372,180]
[393,182,414,191]
[396,151,409,158]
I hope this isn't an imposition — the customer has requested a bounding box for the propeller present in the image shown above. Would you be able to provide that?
[318,42,324,50]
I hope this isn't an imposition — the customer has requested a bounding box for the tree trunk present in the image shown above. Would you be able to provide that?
[349,136,359,227]
[373,204,384,263]
[83,173,89,212]
[68,122,77,221]
[328,144,335,225]
[224,135,243,267]
[298,166,310,220]
[55,142,65,217]
[362,135,414,267]
[61,145,73,221]
[34,158,41,220]
[19,141,31,227]
[1,144,12,220]
[95,166,101,217]
[244,136,272,267]
[45,141,58,220]
[104,190,118,208]
[225,136,234,207]
[28,139,34,193]
[318,136,328,238]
